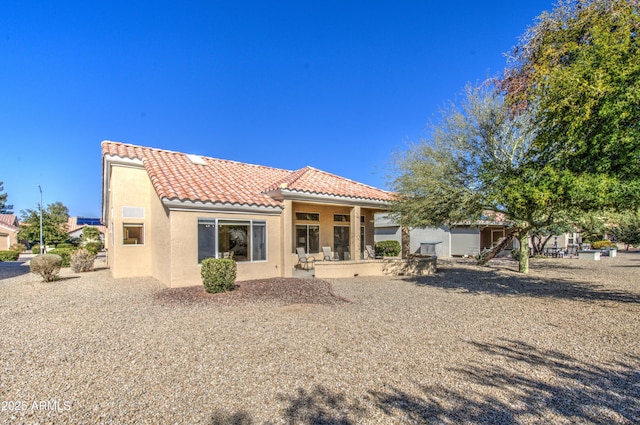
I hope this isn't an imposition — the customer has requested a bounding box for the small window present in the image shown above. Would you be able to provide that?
[123,224,144,245]
[296,212,319,221]
[333,214,350,222]
[360,215,365,223]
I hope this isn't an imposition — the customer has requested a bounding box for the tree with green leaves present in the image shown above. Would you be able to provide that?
[611,212,640,250]
[0,181,13,214]
[529,222,577,255]
[18,202,70,247]
[81,226,101,242]
[389,84,593,273]
[501,0,640,209]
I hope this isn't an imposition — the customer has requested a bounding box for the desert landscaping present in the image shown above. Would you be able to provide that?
[1,253,639,424]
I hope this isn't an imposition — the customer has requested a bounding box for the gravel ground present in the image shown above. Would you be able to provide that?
[1,253,639,424]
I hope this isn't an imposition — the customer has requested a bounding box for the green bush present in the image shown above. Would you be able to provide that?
[30,254,62,282]
[84,241,103,255]
[48,248,75,267]
[591,240,615,249]
[375,240,401,257]
[201,258,237,293]
[56,243,73,249]
[10,243,26,253]
[0,250,19,261]
[31,244,41,254]
[71,248,96,272]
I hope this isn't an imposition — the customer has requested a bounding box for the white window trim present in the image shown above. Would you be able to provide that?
[123,223,145,246]
[197,218,268,263]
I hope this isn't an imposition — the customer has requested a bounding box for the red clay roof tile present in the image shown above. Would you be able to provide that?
[102,141,394,208]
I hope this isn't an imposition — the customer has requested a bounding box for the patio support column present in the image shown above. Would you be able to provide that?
[282,199,293,277]
[401,226,410,259]
[350,206,361,260]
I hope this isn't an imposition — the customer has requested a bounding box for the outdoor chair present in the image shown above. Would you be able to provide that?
[322,246,337,261]
[296,247,316,270]
[365,245,382,259]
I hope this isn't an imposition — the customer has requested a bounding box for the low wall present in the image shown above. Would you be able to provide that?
[314,256,437,279]
[578,250,601,261]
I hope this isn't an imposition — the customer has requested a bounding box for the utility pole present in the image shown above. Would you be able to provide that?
[38,184,43,254]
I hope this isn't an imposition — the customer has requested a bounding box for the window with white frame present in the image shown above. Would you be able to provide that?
[123,223,144,245]
[198,219,266,263]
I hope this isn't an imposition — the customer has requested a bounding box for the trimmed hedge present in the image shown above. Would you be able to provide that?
[84,241,103,255]
[201,258,237,293]
[0,250,19,261]
[375,240,401,257]
[31,245,41,254]
[48,248,76,267]
[30,254,62,282]
[591,240,615,249]
[56,243,74,249]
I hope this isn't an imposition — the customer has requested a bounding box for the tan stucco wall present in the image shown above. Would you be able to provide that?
[314,257,437,279]
[0,230,18,250]
[150,186,171,286]
[165,210,283,288]
[107,165,153,278]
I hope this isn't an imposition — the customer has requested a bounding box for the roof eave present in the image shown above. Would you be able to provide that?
[276,189,391,209]
[162,199,283,215]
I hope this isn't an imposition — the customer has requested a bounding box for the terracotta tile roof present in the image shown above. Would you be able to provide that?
[267,166,395,201]
[0,214,19,230]
[102,141,393,208]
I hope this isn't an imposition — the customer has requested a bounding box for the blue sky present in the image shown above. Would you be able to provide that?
[0,1,555,218]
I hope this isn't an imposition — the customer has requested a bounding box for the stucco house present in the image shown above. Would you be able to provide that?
[0,214,19,250]
[375,212,580,258]
[102,141,395,287]
[67,217,106,242]
[375,213,513,258]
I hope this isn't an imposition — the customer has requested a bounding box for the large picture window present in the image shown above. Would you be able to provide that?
[198,219,266,263]
[296,225,319,254]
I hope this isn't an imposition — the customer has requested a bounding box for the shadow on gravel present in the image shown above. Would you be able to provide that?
[0,261,31,280]
[209,340,640,424]
[366,339,640,424]
[402,263,640,304]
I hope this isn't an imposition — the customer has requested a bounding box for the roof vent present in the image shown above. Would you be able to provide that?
[186,154,207,165]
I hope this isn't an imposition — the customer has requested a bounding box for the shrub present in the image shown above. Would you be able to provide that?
[56,242,73,249]
[84,241,103,255]
[10,243,26,253]
[591,240,615,249]
[201,258,237,293]
[375,240,401,257]
[0,250,19,261]
[71,248,96,272]
[48,248,75,267]
[30,254,62,282]
[31,244,41,254]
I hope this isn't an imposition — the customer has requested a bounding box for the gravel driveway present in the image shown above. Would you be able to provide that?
[1,253,639,424]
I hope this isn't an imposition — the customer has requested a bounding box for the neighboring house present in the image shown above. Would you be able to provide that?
[375,212,580,257]
[375,212,512,258]
[0,214,20,250]
[67,217,106,242]
[102,141,394,287]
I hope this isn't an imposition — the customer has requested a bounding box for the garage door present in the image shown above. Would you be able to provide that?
[450,228,479,257]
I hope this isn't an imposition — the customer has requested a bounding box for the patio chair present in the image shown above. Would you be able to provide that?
[365,245,382,259]
[296,247,316,270]
[322,246,337,261]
